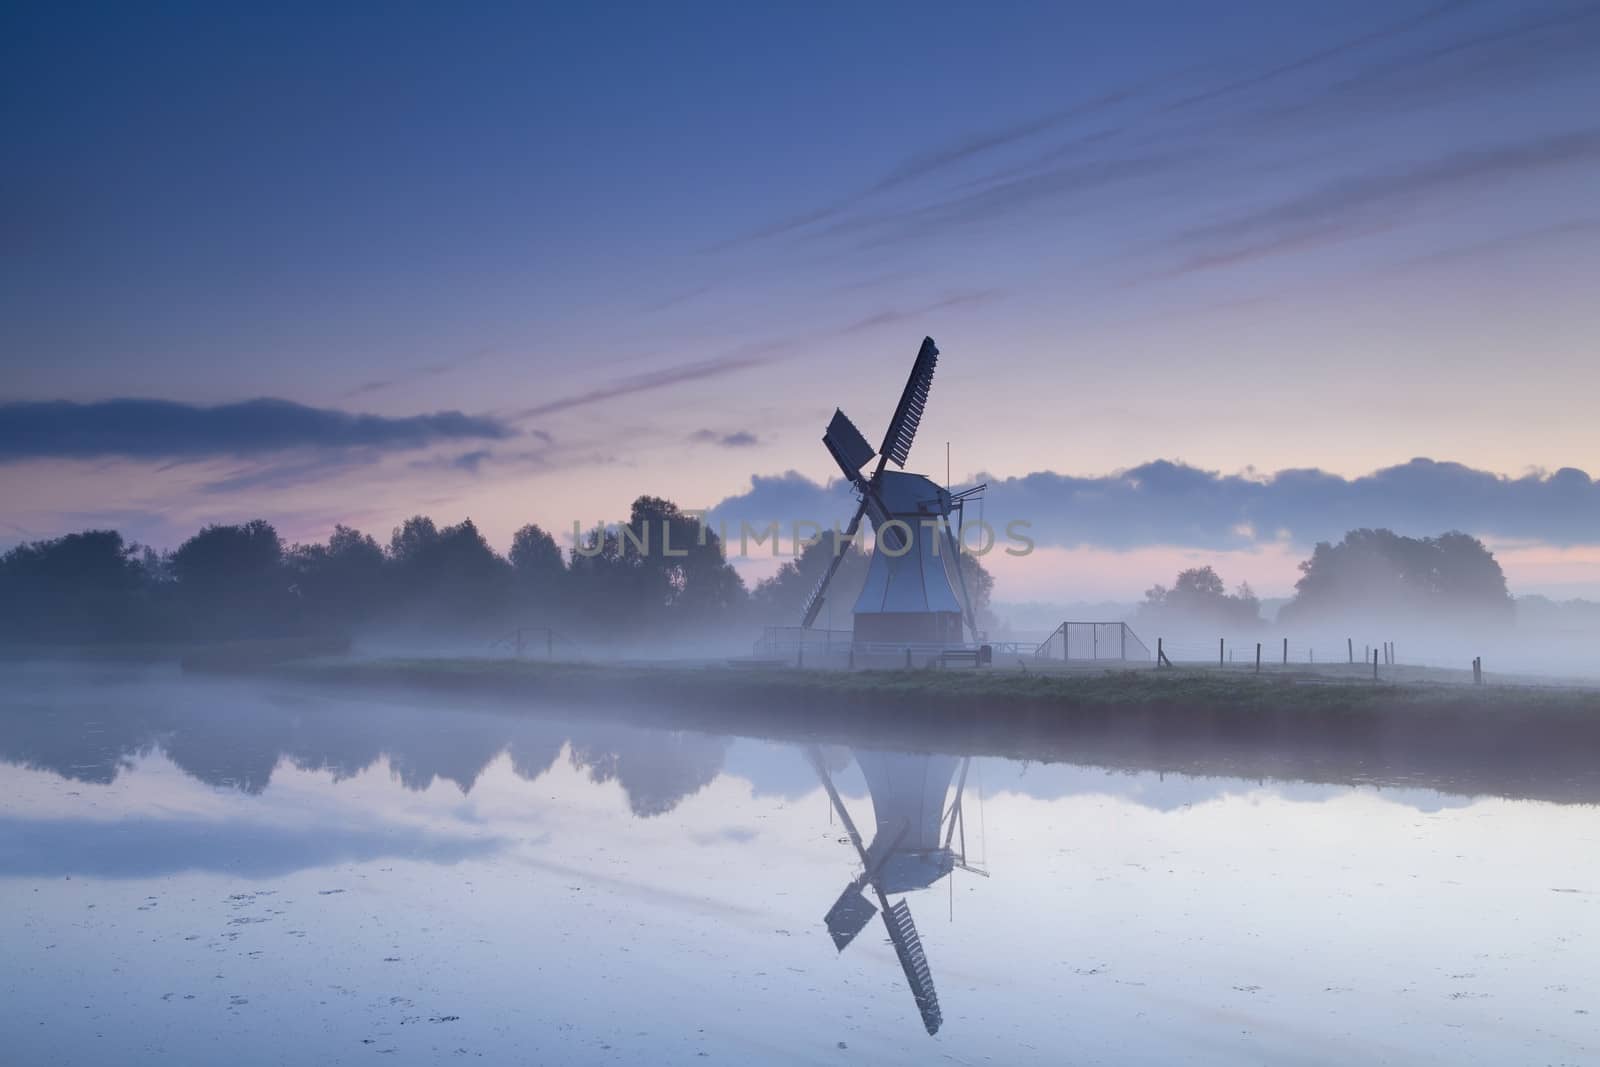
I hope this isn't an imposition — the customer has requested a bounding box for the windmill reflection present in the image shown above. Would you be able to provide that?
[806,746,987,1036]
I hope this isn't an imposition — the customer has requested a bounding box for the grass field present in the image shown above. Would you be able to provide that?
[239,655,1600,718]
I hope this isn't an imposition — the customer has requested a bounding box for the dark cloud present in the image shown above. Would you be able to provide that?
[710,459,1600,550]
[689,429,760,448]
[450,448,493,473]
[0,398,513,461]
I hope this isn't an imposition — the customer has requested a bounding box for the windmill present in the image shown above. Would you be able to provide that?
[806,745,988,1036]
[800,336,986,646]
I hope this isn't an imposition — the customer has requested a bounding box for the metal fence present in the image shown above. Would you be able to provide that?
[1035,621,1150,661]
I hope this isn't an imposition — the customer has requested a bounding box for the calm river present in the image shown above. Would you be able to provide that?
[2,663,1595,1064]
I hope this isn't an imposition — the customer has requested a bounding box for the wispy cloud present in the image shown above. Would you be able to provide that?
[838,290,1004,334]
[508,345,783,420]
[689,429,760,448]
[0,398,513,462]
[1160,0,1472,116]
[200,452,381,494]
[1172,127,1600,253]
[341,347,497,399]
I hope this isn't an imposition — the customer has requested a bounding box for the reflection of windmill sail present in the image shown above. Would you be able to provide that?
[884,898,941,1035]
[808,745,981,1037]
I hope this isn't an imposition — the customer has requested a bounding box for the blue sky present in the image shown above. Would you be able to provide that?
[4,1,1599,598]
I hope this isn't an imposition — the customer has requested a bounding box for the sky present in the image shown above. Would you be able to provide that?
[4,1,1600,601]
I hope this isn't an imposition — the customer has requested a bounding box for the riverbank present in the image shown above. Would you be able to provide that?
[244,655,1600,715]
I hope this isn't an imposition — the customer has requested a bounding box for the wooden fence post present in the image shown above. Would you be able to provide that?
[1282,637,1288,665]
[1219,637,1225,667]
[1255,642,1261,673]
[1373,648,1378,680]
[1348,637,1353,664]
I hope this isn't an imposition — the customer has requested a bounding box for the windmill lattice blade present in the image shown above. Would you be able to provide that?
[800,502,867,628]
[878,336,938,469]
[824,408,875,477]
[884,899,942,1035]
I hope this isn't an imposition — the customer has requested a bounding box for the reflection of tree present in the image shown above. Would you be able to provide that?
[568,727,728,816]
[0,697,156,784]
[160,701,297,795]
[0,688,728,817]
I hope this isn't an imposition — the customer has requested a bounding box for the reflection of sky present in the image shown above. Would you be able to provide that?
[2,683,1597,1063]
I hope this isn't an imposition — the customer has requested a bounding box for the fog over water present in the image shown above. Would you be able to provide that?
[2,664,1595,1065]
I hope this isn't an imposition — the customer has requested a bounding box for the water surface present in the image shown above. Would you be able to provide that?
[2,664,1595,1064]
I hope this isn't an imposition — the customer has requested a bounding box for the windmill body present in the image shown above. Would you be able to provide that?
[801,336,981,647]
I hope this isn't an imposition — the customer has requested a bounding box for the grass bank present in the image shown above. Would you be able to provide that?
[248,656,1600,718]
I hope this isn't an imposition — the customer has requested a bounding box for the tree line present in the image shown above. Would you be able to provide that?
[0,495,994,645]
[1139,528,1515,630]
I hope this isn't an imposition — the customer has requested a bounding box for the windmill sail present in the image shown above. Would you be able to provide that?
[800,503,867,628]
[878,337,938,470]
[824,409,875,477]
[824,884,877,950]
[884,898,942,1035]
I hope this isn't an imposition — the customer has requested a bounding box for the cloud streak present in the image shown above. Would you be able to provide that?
[509,346,781,420]
[689,429,760,448]
[710,459,1600,551]
[0,398,514,462]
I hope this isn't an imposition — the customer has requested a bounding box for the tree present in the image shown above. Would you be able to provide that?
[631,497,745,619]
[170,520,290,638]
[1279,528,1513,625]
[1140,565,1262,629]
[287,525,386,626]
[0,529,145,641]
[509,523,566,615]
[957,551,998,635]
[750,533,871,625]
[386,515,510,620]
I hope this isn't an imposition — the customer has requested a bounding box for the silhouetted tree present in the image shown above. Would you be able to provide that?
[386,515,510,621]
[1280,528,1513,625]
[568,498,745,627]
[509,522,566,616]
[287,524,386,626]
[0,529,145,641]
[170,520,291,638]
[957,552,998,634]
[751,534,870,625]
[1140,565,1262,629]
